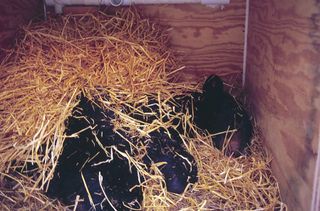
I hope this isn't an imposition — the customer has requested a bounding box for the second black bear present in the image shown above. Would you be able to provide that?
[196,75,253,157]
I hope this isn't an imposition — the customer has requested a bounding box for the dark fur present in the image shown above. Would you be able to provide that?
[197,75,253,157]
[47,95,143,211]
[124,99,199,194]
[143,129,198,194]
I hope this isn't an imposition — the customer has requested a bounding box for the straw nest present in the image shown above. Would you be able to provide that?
[0,8,287,210]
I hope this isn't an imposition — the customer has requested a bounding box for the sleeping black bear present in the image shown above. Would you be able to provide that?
[196,75,253,157]
[124,100,199,194]
[142,128,198,194]
[47,95,143,211]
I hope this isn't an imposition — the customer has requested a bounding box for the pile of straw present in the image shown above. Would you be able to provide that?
[0,8,286,210]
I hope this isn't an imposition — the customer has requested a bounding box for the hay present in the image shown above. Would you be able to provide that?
[0,8,286,210]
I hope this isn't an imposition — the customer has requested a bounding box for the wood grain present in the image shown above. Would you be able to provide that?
[246,1,320,210]
[136,1,245,84]
[0,0,43,59]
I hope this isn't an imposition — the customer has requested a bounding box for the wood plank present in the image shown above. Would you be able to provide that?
[0,0,43,59]
[136,0,245,84]
[246,1,320,210]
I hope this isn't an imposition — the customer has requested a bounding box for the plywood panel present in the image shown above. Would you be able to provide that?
[246,1,320,210]
[0,0,43,59]
[136,0,245,83]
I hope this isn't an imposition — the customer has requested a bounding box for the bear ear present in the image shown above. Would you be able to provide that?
[202,74,224,94]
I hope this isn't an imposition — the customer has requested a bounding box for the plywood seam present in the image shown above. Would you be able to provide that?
[242,0,249,87]
[311,124,320,211]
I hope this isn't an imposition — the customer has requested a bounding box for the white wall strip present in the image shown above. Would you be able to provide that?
[311,123,320,211]
[242,0,249,87]
[46,0,231,13]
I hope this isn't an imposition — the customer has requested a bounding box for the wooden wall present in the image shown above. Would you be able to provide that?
[0,0,43,59]
[246,0,320,210]
[137,0,245,83]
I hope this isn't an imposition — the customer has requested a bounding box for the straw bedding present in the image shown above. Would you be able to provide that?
[0,8,287,210]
